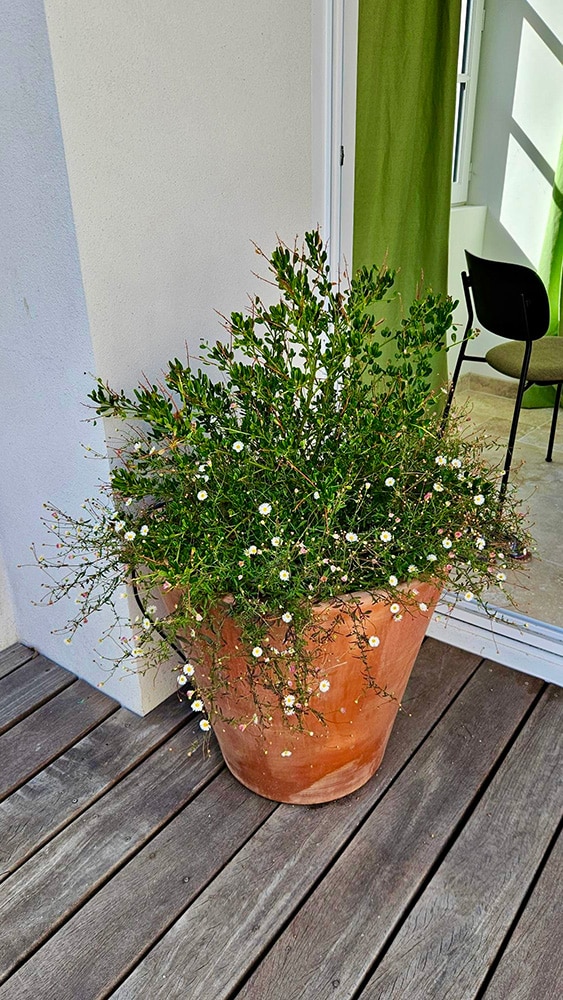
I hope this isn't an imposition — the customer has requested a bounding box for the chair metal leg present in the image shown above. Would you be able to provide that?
[499,341,532,506]
[546,382,563,462]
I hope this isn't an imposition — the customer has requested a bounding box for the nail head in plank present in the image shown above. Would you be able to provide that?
[236,664,542,1000]
[362,686,563,1000]
[0,694,189,875]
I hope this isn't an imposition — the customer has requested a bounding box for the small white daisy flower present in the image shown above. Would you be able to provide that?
[258,503,272,516]
[474,494,485,506]
[114,521,125,533]
[252,646,263,658]
[185,664,195,676]
[390,603,401,615]
[139,525,149,536]
[124,531,136,541]
[177,675,187,686]
[245,545,258,556]
[496,571,507,581]
[380,530,393,543]
[476,537,486,550]
[284,694,296,707]
[435,456,447,466]
[385,476,396,487]
[232,441,244,453]
[191,699,204,712]
[419,602,428,612]
[197,490,208,501]
[271,536,282,548]
[146,605,157,615]
[368,635,380,648]
[464,591,474,602]
[195,613,203,622]
[133,442,143,452]
[199,718,211,732]
[388,575,398,586]
[131,648,144,658]
[442,538,452,549]
[408,564,418,574]
[451,458,462,468]
[142,618,151,630]
[426,553,438,562]
[279,570,290,581]
[433,482,444,493]
[319,679,330,693]
[313,491,320,500]
[345,532,358,542]
[282,612,293,623]
[281,750,292,757]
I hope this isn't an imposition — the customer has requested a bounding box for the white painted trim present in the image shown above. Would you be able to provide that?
[311,0,359,278]
[428,592,563,687]
[452,0,486,205]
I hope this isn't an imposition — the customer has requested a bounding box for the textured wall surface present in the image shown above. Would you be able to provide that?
[44,0,312,390]
[0,1,312,712]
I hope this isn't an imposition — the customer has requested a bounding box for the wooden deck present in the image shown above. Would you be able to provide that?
[0,639,561,1000]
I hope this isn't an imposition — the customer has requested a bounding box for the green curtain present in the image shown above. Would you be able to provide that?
[353,0,462,387]
[523,132,563,407]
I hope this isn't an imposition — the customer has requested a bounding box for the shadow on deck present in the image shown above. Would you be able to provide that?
[0,639,561,999]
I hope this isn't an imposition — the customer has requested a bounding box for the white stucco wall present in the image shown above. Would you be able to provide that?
[43,0,313,389]
[0,546,17,649]
[0,0,144,708]
[0,1,312,713]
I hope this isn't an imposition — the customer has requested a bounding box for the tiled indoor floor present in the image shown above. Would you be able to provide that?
[455,375,563,628]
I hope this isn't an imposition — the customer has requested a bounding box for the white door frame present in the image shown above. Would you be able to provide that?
[312,0,358,280]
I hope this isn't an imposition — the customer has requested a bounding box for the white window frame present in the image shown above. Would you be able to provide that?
[312,0,359,278]
[452,0,486,205]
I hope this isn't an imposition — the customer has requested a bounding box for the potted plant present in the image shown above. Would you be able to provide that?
[35,231,529,804]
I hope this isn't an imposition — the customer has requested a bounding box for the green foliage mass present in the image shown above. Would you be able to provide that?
[36,231,529,725]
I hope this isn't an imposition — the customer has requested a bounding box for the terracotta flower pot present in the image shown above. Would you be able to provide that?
[163,583,440,805]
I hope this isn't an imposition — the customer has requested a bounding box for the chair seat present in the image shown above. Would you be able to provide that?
[486,337,563,383]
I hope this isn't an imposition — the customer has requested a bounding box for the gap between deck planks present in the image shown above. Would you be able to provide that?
[233,664,543,1000]
[360,685,563,1000]
[0,693,189,878]
[1,641,481,999]
[481,821,563,1000]
[0,655,75,735]
[0,644,37,681]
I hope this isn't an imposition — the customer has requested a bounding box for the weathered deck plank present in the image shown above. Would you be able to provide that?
[0,694,188,877]
[0,637,561,1000]
[0,644,36,680]
[235,665,542,1000]
[0,715,224,982]
[482,825,563,1000]
[0,655,75,734]
[110,644,481,1000]
[361,686,563,1000]
[0,681,117,801]
[7,643,479,1000]
[1,769,276,1000]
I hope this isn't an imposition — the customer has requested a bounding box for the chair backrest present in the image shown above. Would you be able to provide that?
[464,250,550,342]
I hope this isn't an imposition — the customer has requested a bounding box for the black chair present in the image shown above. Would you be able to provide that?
[442,250,563,502]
